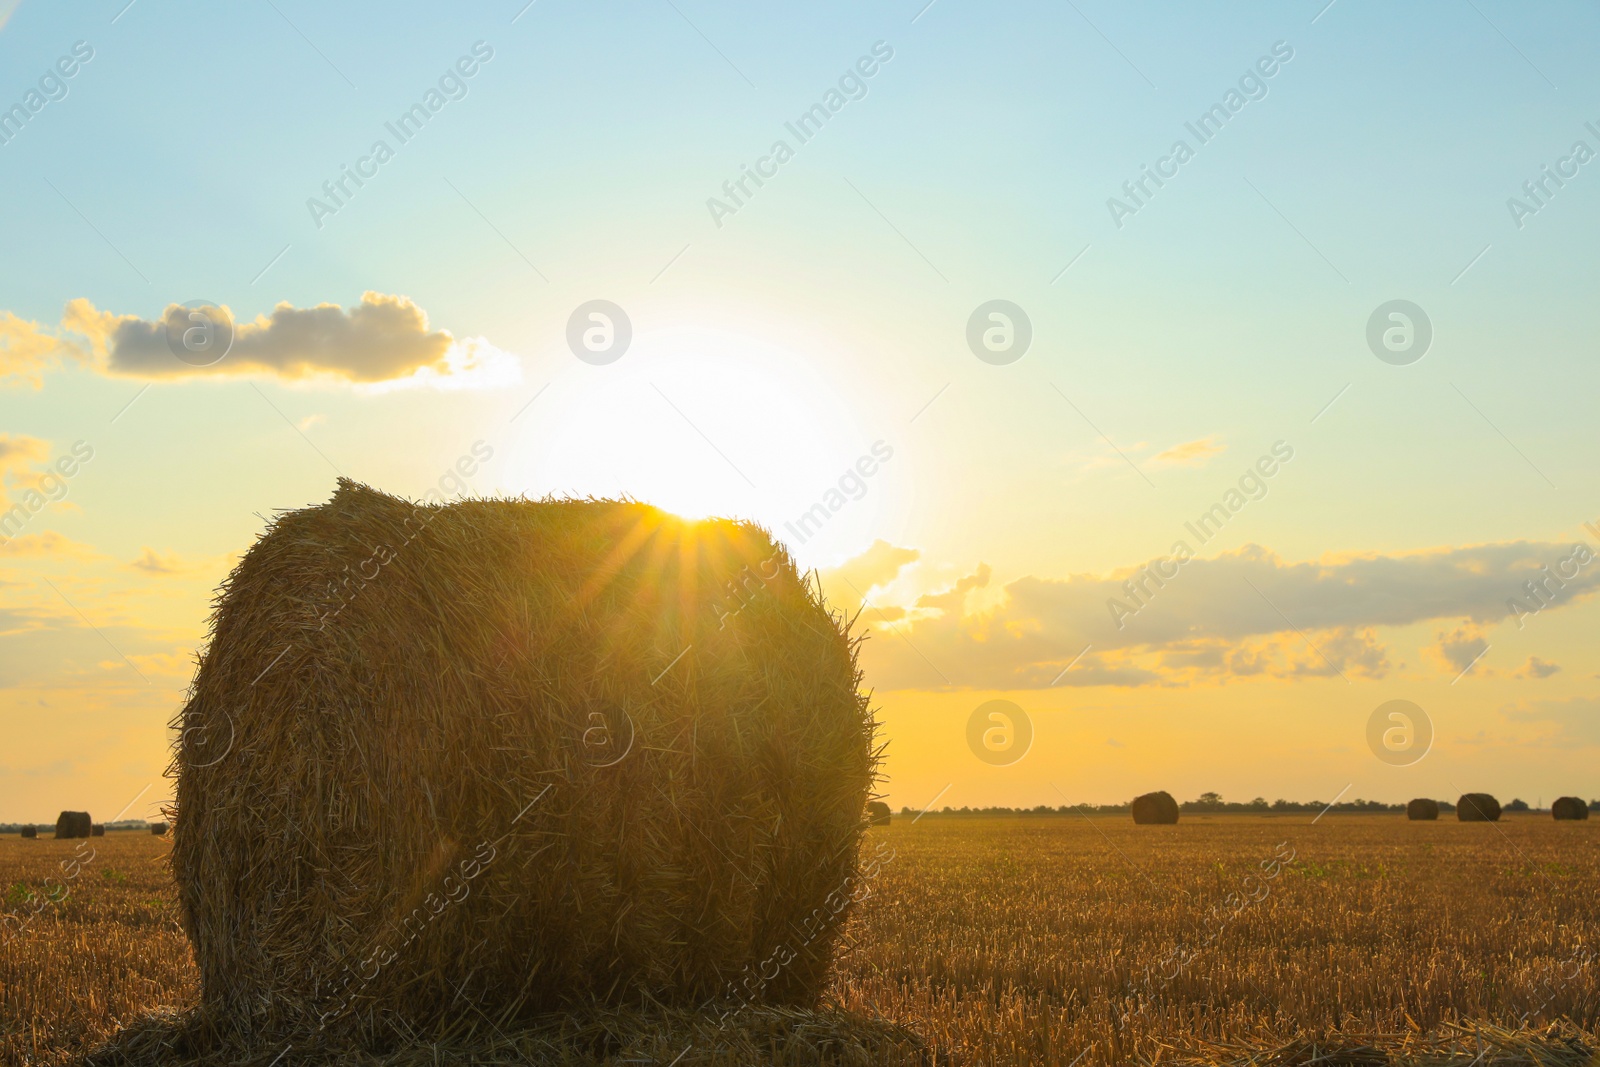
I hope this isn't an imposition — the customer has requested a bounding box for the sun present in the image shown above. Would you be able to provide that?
[504,324,866,530]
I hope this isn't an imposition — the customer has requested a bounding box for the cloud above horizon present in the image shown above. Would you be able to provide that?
[0,531,97,560]
[0,313,74,389]
[0,434,80,511]
[0,434,50,479]
[1518,656,1562,679]
[1502,695,1600,747]
[129,547,186,575]
[820,539,1600,690]
[1152,436,1226,467]
[822,539,921,613]
[2,293,517,388]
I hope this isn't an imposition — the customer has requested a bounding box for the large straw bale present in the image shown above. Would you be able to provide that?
[170,480,878,1041]
[84,1002,931,1067]
[1131,791,1179,825]
[1457,793,1501,822]
[1552,796,1589,821]
[1407,798,1439,821]
[55,811,91,839]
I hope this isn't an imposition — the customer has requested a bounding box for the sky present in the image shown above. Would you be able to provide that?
[2,0,1599,822]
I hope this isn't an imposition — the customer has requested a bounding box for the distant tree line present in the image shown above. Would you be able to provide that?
[1,819,151,833]
[898,792,1600,818]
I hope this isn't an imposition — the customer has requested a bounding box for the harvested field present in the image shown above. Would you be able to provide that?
[5,814,1600,1065]
[0,833,196,1066]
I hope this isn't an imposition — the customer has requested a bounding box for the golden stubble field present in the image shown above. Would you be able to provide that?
[2,814,1597,1066]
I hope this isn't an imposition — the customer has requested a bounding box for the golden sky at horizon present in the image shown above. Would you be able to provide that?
[5,1,1600,820]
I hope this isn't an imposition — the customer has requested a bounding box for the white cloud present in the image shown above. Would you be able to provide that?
[825,539,1600,690]
[129,547,185,575]
[0,531,97,559]
[1502,696,1600,747]
[817,539,920,609]
[0,312,80,388]
[5,292,520,389]
[1428,624,1489,676]
[1517,656,1561,679]
[1151,436,1225,467]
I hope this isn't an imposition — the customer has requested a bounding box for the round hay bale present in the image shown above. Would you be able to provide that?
[1131,791,1179,824]
[866,800,891,826]
[82,1001,931,1067]
[1456,793,1501,822]
[20,825,37,839]
[170,481,877,1041]
[54,810,91,839]
[150,821,170,836]
[1406,798,1439,821]
[1552,796,1589,821]
[91,823,105,836]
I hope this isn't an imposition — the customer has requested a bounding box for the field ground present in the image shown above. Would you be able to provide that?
[2,815,1598,1065]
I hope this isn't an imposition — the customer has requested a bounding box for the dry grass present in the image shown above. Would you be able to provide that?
[832,813,1600,1065]
[4,814,1600,1065]
[0,832,195,1066]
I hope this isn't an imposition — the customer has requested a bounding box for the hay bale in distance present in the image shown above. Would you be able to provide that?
[20,825,37,839]
[1457,793,1501,822]
[1131,791,1180,824]
[150,821,170,835]
[866,801,891,826]
[91,823,105,836]
[1406,798,1439,821]
[55,811,91,839]
[1552,796,1589,821]
[171,480,877,1041]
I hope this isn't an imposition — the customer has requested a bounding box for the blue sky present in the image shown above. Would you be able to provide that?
[3,0,1599,818]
